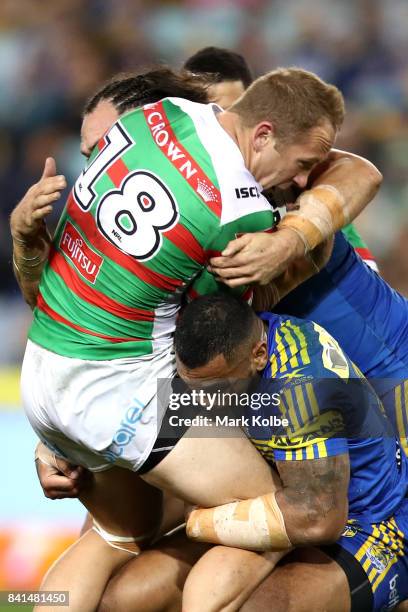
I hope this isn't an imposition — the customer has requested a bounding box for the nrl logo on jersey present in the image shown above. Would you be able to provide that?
[60,221,103,284]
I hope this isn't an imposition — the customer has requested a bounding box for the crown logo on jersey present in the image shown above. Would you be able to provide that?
[196,178,218,203]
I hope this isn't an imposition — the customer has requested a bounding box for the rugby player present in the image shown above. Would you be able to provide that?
[183,45,253,109]
[184,46,408,454]
[183,45,378,271]
[26,59,408,610]
[17,53,406,612]
[11,69,382,608]
[177,294,408,612]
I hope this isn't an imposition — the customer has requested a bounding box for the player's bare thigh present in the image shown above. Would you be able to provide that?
[78,465,163,541]
[51,425,278,555]
[241,547,350,612]
[142,425,280,506]
[182,545,286,612]
[96,427,281,611]
[99,532,209,612]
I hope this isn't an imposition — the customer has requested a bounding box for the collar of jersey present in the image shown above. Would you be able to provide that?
[258,311,280,379]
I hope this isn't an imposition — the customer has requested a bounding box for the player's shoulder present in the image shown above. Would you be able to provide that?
[270,315,352,381]
[164,99,274,225]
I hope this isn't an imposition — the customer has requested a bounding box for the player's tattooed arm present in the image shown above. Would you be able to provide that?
[10,157,66,308]
[275,453,350,545]
[186,452,349,551]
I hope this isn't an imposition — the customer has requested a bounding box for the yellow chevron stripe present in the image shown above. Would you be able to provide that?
[286,321,311,366]
[275,329,288,373]
[315,440,328,458]
[280,323,299,369]
[281,388,301,432]
[305,383,320,420]
[294,384,309,428]
[395,384,408,456]
[306,445,315,459]
[355,529,375,562]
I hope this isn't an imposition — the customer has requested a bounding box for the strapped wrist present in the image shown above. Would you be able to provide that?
[187,492,292,551]
[280,185,346,251]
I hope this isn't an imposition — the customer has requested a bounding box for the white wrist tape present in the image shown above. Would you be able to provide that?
[280,185,346,252]
[186,492,291,552]
[34,443,60,470]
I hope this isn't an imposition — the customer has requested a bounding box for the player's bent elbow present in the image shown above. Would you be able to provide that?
[364,162,382,193]
[331,151,383,196]
[300,511,347,546]
[351,156,383,193]
[307,521,345,546]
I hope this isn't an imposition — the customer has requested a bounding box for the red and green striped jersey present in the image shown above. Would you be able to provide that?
[342,223,378,272]
[29,98,275,360]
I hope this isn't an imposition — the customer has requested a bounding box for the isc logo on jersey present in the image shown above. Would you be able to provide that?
[235,186,261,199]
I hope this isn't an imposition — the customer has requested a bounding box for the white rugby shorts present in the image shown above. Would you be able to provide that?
[21,339,176,471]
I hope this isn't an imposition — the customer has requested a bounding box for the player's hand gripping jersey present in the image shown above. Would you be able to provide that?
[28,99,275,360]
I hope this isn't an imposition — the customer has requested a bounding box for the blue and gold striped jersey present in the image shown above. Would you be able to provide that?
[274,232,408,394]
[248,312,408,523]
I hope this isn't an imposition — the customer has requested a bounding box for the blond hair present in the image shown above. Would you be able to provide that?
[231,68,345,142]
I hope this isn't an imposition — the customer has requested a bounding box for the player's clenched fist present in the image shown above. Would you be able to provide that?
[10,157,66,242]
[34,442,89,500]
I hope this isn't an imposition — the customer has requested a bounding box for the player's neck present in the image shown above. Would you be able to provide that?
[217,111,252,169]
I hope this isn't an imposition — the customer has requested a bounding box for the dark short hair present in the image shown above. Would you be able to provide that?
[174,293,258,369]
[83,67,208,116]
[184,46,253,88]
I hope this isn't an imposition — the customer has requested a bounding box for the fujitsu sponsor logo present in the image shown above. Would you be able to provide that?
[60,221,103,283]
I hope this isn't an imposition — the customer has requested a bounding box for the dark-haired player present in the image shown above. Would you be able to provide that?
[183,46,408,453]
[11,68,209,308]
[17,53,406,612]
[183,45,253,108]
[177,294,408,612]
[15,66,383,611]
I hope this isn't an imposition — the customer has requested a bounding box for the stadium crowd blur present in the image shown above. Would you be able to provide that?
[1,0,408,364]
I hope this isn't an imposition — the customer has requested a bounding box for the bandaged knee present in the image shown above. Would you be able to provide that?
[280,184,347,252]
[92,520,157,555]
[186,493,291,551]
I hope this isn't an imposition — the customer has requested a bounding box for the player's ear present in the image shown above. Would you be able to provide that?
[252,338,268,371]
[253,121,275,152]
